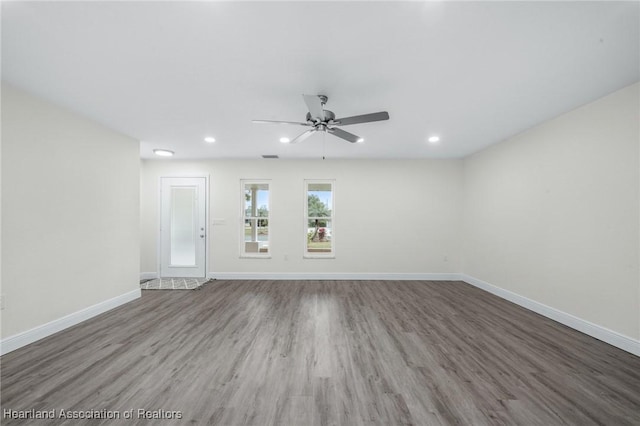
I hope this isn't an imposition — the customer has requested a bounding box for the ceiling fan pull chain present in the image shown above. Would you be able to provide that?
[322,131,326,160]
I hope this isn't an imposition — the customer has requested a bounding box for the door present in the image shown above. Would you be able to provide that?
[160,177,206,278]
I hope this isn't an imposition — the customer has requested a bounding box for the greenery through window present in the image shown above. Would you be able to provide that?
[242,181,269,256]
[305,181,333,256]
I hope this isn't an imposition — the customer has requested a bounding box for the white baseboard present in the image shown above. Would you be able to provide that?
[0,289,141,356]
[140,272,158,280]
[10,273,633,358]
[460,274,640,357]
[207,272,460,281]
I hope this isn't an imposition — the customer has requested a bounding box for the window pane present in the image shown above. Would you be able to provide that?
[305,181,333,256]
[244,219,269,253]
[244,183,269,217]
[307,186,332,217]
[170,186,196,266]
[243,182,269,255]
[307,219,332,254]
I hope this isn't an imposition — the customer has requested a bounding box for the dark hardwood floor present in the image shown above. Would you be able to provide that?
[2,280,639,425]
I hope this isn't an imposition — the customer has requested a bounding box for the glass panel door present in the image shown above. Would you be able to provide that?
[170,186,196,266]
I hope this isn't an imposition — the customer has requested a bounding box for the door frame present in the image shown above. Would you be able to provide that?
[157,174,210,278]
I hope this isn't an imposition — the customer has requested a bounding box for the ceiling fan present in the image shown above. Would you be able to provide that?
[252,95,390,144]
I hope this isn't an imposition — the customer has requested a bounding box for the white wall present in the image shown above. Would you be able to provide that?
[1,84,140,340]
[463,82,640,340]
[140,159,463,276]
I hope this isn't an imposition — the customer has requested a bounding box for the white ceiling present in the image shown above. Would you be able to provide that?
[2,1,638,160]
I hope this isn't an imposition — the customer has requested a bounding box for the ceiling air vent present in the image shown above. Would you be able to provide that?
[262,155,279,159]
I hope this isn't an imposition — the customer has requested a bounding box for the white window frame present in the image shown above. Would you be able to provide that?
[240,179,271,258]
[304,179,335,259]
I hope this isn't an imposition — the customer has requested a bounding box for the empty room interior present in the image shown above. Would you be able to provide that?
[1,1,639,425]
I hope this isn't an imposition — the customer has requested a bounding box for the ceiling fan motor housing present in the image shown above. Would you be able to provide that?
[306,109,335,125]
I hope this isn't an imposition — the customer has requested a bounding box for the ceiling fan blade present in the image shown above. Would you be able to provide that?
[289,129,316,144]
[303,94,325,121]
[252,119,310,126]
[334,111,389,126]
[327,127,361,143]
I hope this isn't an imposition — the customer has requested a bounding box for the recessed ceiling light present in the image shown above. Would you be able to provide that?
[153,149,174,157]
[279,137,290,143]
[356,138,365,143]
[428,136,440,143]
[204,137,216,143]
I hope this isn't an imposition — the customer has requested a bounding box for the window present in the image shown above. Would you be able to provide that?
[241,181,270,257]
[305,180,334,257]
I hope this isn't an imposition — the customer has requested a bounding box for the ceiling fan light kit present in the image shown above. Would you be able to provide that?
[253,94,389,144]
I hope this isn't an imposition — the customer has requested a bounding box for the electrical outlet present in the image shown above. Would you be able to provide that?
[0,294,4,310]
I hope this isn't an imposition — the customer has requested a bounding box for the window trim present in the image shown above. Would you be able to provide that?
[240,179,271,259]
[304,179,335,259]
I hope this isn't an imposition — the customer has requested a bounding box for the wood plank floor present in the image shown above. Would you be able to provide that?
[2,280,640,425]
